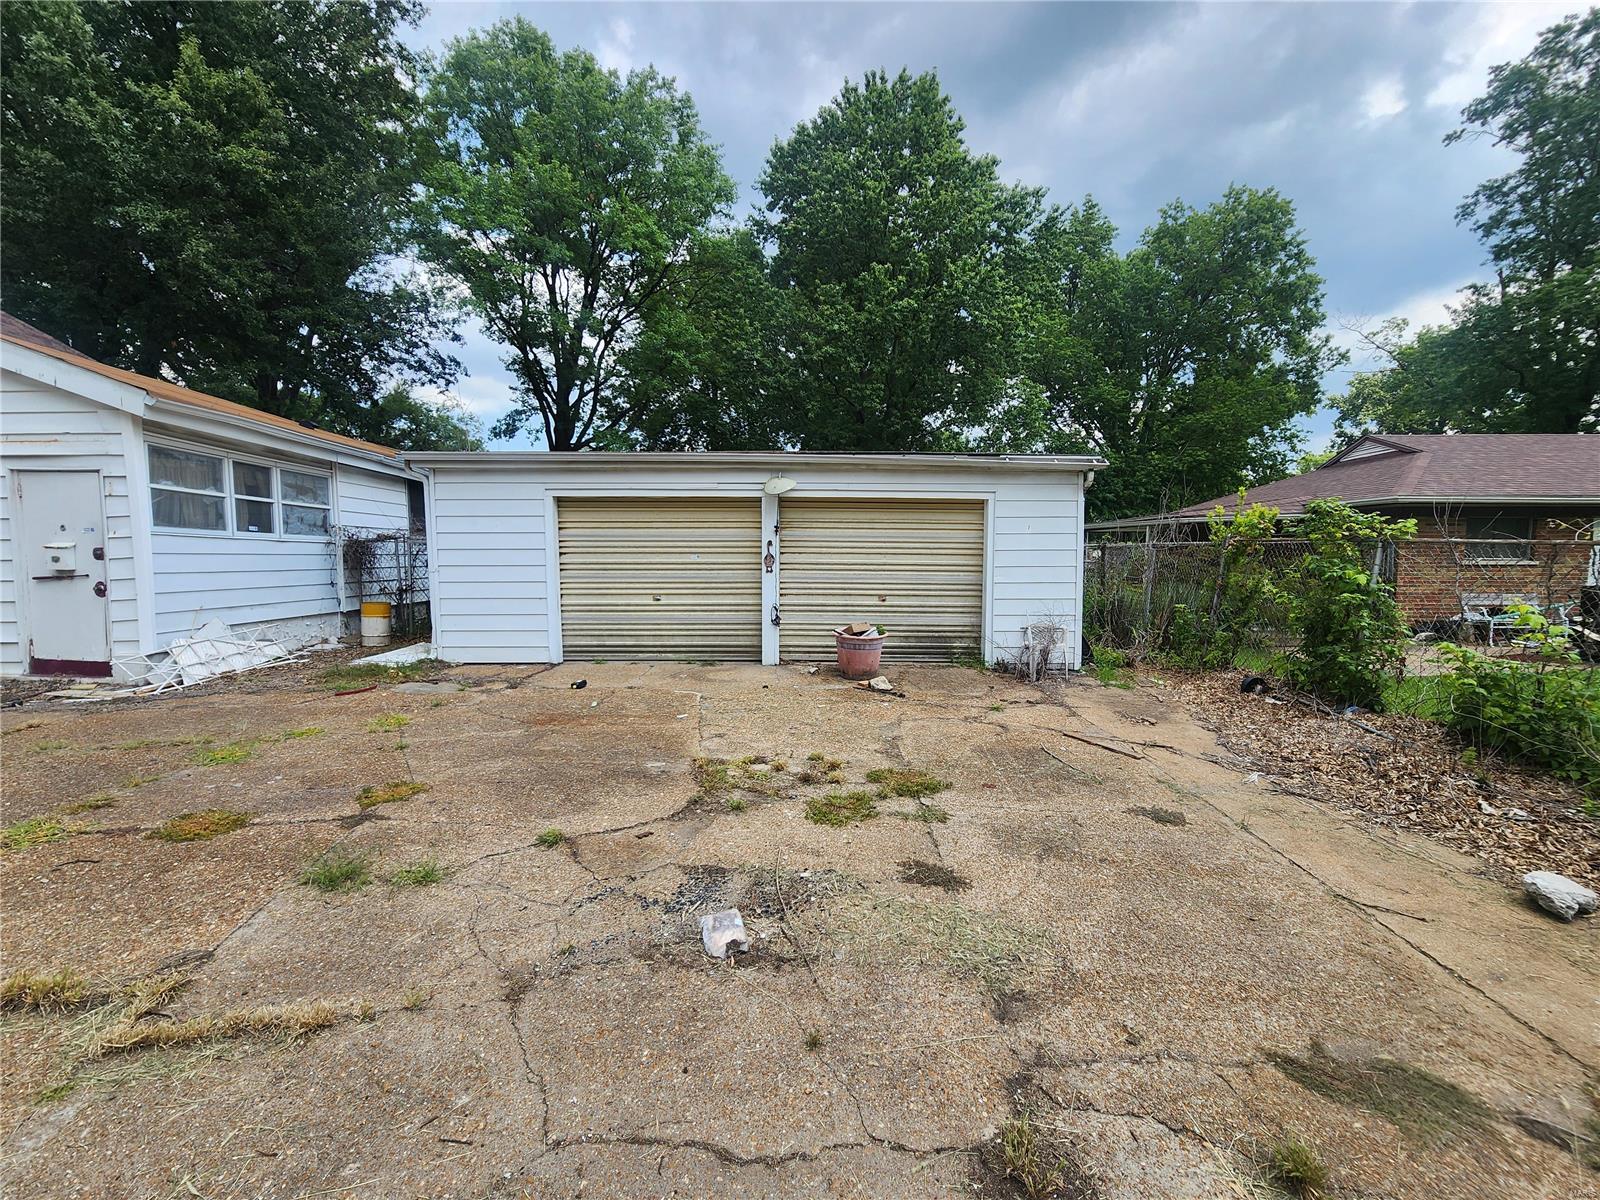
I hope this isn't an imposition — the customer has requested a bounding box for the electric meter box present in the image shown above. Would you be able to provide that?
[43,542,77,573]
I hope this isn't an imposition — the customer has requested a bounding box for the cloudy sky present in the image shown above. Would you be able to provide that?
[403,1,1569,450]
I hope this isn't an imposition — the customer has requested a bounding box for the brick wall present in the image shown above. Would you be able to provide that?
[1391,509,1597,624]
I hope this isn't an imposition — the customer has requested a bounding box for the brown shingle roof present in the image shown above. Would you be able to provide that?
[0,311,400,460]
[1094,434,1599,528]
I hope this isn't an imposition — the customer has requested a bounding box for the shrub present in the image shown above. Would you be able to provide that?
[1433,608,1600,802]
[1278,500,1414,709]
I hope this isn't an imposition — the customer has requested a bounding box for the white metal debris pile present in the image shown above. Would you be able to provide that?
[61,621,338,701]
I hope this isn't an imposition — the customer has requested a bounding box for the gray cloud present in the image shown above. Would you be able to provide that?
[405,2,1569,449]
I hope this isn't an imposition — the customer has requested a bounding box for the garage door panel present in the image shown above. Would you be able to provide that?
[779,498,984,662]
[558,497,761,661]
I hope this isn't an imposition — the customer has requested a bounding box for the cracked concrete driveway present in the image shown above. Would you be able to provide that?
[2,660,1596,1199]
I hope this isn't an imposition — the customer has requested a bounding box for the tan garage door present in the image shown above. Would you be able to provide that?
[558,497,762,660]
[778,498,985,661]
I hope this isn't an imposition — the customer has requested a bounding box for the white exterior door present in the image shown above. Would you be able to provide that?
[17,470,111,675]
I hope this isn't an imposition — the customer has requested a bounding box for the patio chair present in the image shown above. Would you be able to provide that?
[1459,593,1540,646]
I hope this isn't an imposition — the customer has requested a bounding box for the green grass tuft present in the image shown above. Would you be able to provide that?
[3,816,71,852]
[805,791,878,827]
[299,850,372,893]
[60,795,118,814]
[149,809,252,843]
[365,714,410,733]
[389,858,445,887]
[865,767,951,799]
[316,658,446,690]
[356,780,429,810]
[193,743,252,767]
[1261,1132,1328,1198]
[897,802,951,823]
[535,829,565,848]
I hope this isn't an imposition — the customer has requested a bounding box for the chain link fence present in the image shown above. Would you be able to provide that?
[1087,535,1598,657]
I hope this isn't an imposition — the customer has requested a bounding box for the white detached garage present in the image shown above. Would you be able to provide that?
[411,452,1104,669]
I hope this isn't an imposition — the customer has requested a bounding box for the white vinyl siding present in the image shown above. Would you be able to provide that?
[426,461,1088,669]
[336,466,411,531]
[430,473,549,662]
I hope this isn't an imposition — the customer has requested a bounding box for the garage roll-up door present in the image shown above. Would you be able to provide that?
[779,498,984,661]
[558,497,762,660]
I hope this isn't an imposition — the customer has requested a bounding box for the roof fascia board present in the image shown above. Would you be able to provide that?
[142,400,418,477]
[404,451,1107,473]
[1,341,149,414]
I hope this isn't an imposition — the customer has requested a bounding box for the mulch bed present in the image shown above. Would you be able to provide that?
[1168,672,1599,890]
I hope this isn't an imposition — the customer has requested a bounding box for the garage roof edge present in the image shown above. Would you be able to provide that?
[403,451,1107,472]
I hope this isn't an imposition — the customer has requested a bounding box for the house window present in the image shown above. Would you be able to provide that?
[280,469,332,536]
[1464,515,1534,562]
[149,446,227,531]
[233,461,275,534]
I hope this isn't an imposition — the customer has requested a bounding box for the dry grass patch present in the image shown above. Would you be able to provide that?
[90,999,347,1057]
[149,809,252,843]
[805,790,878,827]
[831,891,1056,994]
[1128,805,1187,827]
[897,859,970,892]
[981,1111,1100,1200]
[356,780,429,809]
[2,968,96,1013]
[3,815,72,853]
[694,755,790,801]
[898,801,951,823]
[796,752,846,785]
[1267,1040,1491,1145]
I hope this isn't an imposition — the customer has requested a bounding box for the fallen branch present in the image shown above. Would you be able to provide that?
[1062,731,1145,760]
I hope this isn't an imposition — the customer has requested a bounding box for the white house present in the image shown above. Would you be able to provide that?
[409,451,1105,669]
[0,313,422,681]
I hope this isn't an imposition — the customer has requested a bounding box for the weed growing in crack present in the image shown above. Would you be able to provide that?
[149,810,251,843]
[401,988,430,1011]
[1261,1132,1328,1198]
[805,791,878,827]
[866,768,950,800]
[60,795,117,814]
[992,1111,1095,1200]
[727,796,748,812]
[3,816,72,853]
[366,714,410,733]
[193,743,252,767]
[535,829,565,848]
[300,850,372,893]
[389,858,445,886]
[803,1030,823,1052]
[796,752,844,785]
[357,781,428,810]
[898,802,950,824]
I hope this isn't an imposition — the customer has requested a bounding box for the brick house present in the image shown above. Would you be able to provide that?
[1088,433,1600,626]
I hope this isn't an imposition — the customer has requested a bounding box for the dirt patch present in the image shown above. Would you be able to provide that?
[898,858,971,892]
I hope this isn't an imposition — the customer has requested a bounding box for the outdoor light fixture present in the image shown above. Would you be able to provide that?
[763,476,797,495]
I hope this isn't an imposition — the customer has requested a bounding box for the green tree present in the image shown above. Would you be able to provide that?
[610,229,789,449]
[757,69,1048,451]
[414,18,735,451]
[1337,10,1600,437]
[1013,189,1339,520]
[0,0,470,449]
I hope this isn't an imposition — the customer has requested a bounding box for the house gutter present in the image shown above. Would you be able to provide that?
[403,450,1108,473]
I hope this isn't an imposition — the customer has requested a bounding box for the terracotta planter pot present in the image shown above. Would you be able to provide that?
[834,628,886,679]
